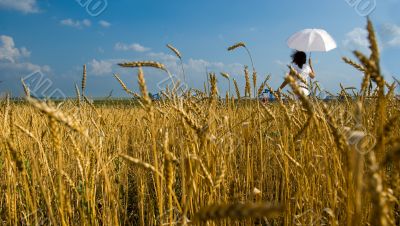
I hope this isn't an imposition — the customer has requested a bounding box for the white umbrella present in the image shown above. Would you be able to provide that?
[287,29,337,52]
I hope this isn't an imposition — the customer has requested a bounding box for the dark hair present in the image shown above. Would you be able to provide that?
[291,51,307,69]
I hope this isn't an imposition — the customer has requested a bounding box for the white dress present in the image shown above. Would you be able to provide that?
[291,63,312,96]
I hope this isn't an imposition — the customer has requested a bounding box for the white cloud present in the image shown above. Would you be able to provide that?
[185,58,225,73]
[60,19,76,27]
[249,27,258,32]
[88,59,114,75]
[148,51,232,73]
[0,61,50,73]
[60,19,91,29]
[20,47,31,57]
[82,19,91,27]
[344,24,400,51]
[0,35,30,63]
[99,20,111,28]
[381,23,400,47]
[0,0,39,13]
[114,42,150,52]
[147,51,242,75]
[86,53,242,86]
[0,35,50,75]
[97,47,105,53]
[343,27,369,49]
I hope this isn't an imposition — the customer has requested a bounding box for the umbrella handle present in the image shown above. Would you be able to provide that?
[309,52,314,65]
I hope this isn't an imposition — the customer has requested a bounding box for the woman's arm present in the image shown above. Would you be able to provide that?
[309,70,315,79]
[309,58,315,79]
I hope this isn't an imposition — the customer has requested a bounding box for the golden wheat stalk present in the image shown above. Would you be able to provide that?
[113,73,137,97]
[386,82,396,99]
[60,170,79,196]
[257,78,267,97]
[82,64,87,95]
[220,72,231,96]
[14,123,36,140]
[21,78,30,97]
[137,68,152,107]
[353,49,385,91]
[321,103,348,153]
[361,73,371,96]
[285,75,313,115]
[190,156,213,186]
[227,42,246,51]
[6,139,24,172]
[118,61,167,71]
[163,130,175,225]
[214,159,226,189]
[27,97,86,135]
[220,72,230,80]
[233,78,241,101]
[209,72,218,101]
[260,104,276,121]
[294,115,314,140]
[227,42,255,70]
[186,99,204,117]
[163,130,178,163]
[343,57,366,72]
[193,202,283,222]
[367,18,379,64]
[82,95,99,116]
[173,105,202,132]
[166,44,187,82]
[119,154,164,179]
[166,44,182,59]
[74,83,81,106]
[252,71,257,98]
[244,66,251,97]
[353,50,376,72]
[367,151,389,226]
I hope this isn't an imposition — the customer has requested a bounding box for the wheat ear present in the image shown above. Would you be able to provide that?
[118,61,167,71]
[119,154,164,179]
[82,64,87,95]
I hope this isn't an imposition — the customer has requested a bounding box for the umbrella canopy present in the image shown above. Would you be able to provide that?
[287,29,337,52]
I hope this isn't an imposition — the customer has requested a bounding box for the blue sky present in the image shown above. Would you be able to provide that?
[0,0,399,98]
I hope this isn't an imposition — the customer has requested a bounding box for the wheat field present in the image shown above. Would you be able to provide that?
[1,19,399,226]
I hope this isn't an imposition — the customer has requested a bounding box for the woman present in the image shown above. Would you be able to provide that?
[278,51,315,96]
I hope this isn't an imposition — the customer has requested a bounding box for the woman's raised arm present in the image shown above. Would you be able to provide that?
[309,58,315,79]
